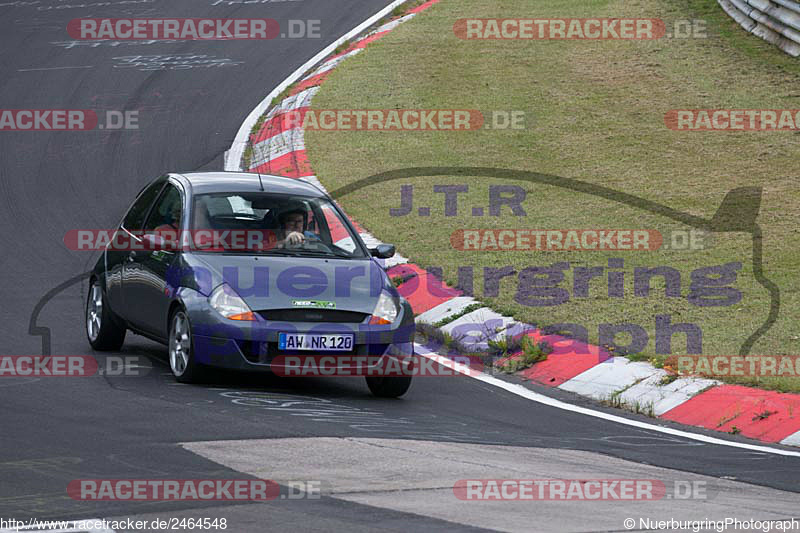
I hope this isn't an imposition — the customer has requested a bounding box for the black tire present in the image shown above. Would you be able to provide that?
[365,376,413,398]
[168,309,204,383]
[86,278,126,351]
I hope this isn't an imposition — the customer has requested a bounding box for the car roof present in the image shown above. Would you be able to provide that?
[173,172,325,197]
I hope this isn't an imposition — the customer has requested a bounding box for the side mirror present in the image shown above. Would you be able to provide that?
[370,244,395,259]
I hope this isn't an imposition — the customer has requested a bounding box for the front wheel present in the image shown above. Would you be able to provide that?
[86,279,126,351]
[169,309,204,383]
[365,376,412,398]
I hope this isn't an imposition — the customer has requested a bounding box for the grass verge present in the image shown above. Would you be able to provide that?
[305,0,800,392]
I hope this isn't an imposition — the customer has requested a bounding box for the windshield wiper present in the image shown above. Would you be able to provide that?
[267,248,352,259]
[194,247,354,258]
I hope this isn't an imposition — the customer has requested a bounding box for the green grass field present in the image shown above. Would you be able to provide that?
[304,0,800,391]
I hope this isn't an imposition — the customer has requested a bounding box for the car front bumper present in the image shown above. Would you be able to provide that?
[179,288,415,373]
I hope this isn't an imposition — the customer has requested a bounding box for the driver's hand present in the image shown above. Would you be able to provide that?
[286,231,305,246]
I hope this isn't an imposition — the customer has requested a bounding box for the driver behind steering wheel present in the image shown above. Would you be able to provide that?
[277,208,320,248]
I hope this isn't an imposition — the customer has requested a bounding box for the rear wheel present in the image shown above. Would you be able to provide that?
[86,279,126,351]
[169,309,203,383]
[365,376,412,398]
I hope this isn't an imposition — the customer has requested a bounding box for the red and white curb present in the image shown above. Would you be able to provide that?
[224,0,800,450]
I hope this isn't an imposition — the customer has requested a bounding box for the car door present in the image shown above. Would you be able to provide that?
[123,181,184,338]
[109,178,166,318]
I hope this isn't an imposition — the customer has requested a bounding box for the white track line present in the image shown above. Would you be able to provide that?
[224,0,410,171]
[415,347,800,457]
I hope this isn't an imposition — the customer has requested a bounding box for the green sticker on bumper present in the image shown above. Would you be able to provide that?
[292,300,336,309]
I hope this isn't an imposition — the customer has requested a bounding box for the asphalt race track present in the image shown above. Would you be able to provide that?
[1,2,799,532]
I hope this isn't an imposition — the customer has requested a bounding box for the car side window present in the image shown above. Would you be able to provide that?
[123,180,165,231]
[308,203,330,243]
[144,184,182,233]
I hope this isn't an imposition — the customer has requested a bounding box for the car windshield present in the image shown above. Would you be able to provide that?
[190,192,367,258]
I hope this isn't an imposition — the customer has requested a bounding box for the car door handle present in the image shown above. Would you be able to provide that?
[127,251,137,261]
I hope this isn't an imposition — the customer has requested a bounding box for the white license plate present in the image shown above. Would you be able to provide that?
[278,333,354,351]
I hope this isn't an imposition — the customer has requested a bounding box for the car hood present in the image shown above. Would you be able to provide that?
[186,253,390,314]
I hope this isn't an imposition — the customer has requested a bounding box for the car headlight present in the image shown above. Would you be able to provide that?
[209,283,256,321]
[369,291,399,325]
